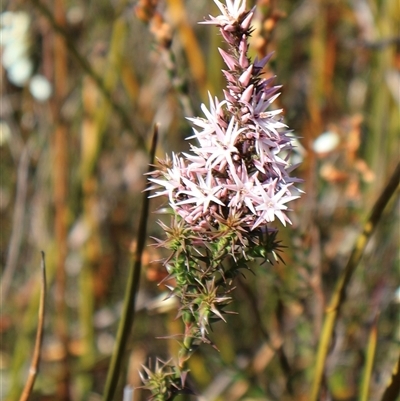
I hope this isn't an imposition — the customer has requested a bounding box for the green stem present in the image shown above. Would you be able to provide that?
[102,126,158,401]
[310,162,400,401]
[358,314,378,401]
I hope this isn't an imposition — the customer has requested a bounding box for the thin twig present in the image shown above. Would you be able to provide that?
[102,125,158,401]
[19,252,47,401]
[30,0,147,152]
[310,162,400,401]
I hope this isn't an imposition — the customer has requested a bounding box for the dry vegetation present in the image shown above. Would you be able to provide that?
[1,0,399,400]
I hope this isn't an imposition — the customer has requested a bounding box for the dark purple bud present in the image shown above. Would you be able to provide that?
[254,53,274,70]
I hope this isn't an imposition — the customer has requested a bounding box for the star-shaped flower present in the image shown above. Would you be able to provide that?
[252,179,299,229]
[148,153,184,200]
[176,172,224,214]
[192,117,244,179]
[224,162,258,214]
[201,0,249,29]
[187,93,227,147]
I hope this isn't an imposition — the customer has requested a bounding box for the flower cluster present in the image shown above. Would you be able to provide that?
[144,1,301,398]
[149,0,300,238]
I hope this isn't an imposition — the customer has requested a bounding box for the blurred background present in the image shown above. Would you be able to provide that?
[1,0,399,400]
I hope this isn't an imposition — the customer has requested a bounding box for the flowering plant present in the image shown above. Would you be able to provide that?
[142,0,301,398]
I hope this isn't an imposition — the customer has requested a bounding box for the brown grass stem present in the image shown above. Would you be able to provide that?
[51,2,71,397]
[18,252,47,401]
[310,162,400,401]
[102,125,158,401]
[30,0,147,152]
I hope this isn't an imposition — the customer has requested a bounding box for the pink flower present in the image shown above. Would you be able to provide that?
[176,173,224,214]
[201,0,250,29]
[252,179,299,228]
[148,0,302,234]
[142,2,303,393]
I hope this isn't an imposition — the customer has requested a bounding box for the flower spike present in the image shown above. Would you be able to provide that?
[144,1,302,398]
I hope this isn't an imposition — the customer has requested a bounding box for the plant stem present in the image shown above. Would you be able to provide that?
[310,162,400,401]
[358,313,378,401]
[18,252,47,401]
[102,125,158,401]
